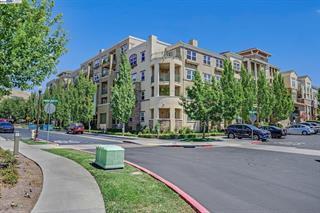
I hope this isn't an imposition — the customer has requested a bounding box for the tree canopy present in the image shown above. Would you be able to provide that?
[0,0,67,96]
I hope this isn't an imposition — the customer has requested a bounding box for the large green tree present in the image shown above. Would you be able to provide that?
[221,60,242,124]
[0,97,27,121]
[180,71,212,138]
[257,70,274,122]
[272,73,294,122]
[240,66,256,122]
[0,0,67,96]
[111,54,136,135]
[208,77,223,129]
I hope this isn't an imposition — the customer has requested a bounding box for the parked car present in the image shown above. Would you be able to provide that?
[0,122,14,133]
[303,122,320,134]
[259,126,287,138]
[0,118,8,123]
[286,124,314,135]
[299,122,319,134]
[66,123,84,134]
[225,124,271,141]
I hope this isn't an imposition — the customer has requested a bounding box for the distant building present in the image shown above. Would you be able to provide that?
[1,89,30,101]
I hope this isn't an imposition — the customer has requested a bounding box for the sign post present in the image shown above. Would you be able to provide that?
[249,110,257,140]
[44,100,56,141]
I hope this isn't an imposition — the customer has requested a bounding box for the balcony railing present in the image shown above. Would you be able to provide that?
[151,49,181,60]
[159,74,170,81]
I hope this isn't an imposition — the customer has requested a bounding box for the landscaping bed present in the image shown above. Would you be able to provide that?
[45,148,194,212]
[0,148,42,212]
[21,139,48,145]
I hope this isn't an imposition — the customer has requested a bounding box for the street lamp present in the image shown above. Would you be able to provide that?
[35,88,42,141]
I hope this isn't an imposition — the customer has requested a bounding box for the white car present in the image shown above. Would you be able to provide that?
[286,124,314,135]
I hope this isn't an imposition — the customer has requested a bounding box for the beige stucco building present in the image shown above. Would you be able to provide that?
[47,35,318,131]
[282,70,318,122]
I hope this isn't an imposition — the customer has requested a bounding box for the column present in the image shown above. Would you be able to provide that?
[254,63,258,80]
[154,63,159,97]
[170,108,175,132]
[169,62,175,96]
[153,107,159,129]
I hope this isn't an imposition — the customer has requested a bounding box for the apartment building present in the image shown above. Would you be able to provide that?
[47,35,318,131]
[282,70,318,122]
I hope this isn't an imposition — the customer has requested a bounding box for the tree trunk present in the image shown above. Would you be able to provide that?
[202,121,206,139]
[122,123,125,136]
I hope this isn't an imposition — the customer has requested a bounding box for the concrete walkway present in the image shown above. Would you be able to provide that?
[0,137,105,213]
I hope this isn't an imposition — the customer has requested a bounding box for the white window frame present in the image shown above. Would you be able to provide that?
[131,73,137,82]
[140,111,145,122]
[186,68,196,80]
[129,54,137,67]
[187,50,196,61]
[215,74,222,81]
[203,55,211,65]
[203,73,211,82]
[233,61,240,71]
[216,59,223,68]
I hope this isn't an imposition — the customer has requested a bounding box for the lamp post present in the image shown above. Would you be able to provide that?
[35,88,42,141]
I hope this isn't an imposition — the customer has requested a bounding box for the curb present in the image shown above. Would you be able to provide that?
[125,160,210,213]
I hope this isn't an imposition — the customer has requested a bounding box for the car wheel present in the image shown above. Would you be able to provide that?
[228,133,236,139]
[253,134,260,140]
[302,131,308,135]
[80,132,83,134]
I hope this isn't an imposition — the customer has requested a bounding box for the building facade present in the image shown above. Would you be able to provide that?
[48,35,318,131]
[282,71,318,122]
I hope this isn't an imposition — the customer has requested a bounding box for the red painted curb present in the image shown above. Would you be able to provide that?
[125,160,210,213]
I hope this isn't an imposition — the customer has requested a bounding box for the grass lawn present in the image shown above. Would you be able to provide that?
[22,139,48,145]
[45,148,194,213]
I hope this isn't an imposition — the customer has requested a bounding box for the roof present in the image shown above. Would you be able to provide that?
[237,48,272,57]
[281,70,298,76]
[167,41,224,59]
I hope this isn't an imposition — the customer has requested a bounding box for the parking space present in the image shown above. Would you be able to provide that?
[263,134,320,150]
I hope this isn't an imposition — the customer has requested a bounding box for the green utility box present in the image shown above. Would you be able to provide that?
[95,145,124,169]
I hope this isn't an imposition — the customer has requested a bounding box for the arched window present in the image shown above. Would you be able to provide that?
[129,54,137,67]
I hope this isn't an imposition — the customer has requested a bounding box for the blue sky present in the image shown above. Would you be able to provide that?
[46,0,320,87]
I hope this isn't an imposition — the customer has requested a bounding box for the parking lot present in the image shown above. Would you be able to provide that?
[262,134,320,150]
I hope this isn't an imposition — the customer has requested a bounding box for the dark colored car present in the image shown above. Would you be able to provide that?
[0,122,14,133]
[260,126,287,138]
[225,124,271,141]
[66,123,84,134]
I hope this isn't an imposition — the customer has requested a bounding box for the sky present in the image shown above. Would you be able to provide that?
[43,0,320,88]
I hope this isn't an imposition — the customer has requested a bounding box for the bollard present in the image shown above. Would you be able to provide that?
[14,131,20,155]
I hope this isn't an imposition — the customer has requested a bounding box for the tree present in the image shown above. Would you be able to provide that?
[111,54,136,135]
[0,0,67,95]
[25,93,38,122]
[257,70,274,122]
[0,97,27,121]
[240,66,256,123]
[272,73,294,122]
[208,77,223,130]
[180,71,212,138]
[221,60,242,125]
[71,72,96,128]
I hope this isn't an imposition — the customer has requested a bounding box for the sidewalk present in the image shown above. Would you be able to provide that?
[0,137,105,213]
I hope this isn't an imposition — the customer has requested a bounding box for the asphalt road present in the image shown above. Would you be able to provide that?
[124,146,320,213]
[263,134,320,150]
[0,128,121,145]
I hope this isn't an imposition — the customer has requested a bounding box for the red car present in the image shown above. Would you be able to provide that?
[66,123,84,134]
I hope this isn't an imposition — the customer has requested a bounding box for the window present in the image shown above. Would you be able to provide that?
[140,70,145,81]
[131,73,137,82]
[101,68,109,77]
[187,50,196,61]
[203,55,211,65]
[101,82,108,94]
[121,44,128,53]
[129,54,137,67]
[291,78,296,88]
[141,51,145,62]
[100,113,107,124]
[186,68,196,80]
[216,59,223,68]
[94,59,100,69]
[203,73,211,82]
[151,86,154,97]
[141,91,145,100]
[101,97,107,104]
[140,112,145,122]
[101,55,108,64]
[215,75,221,81]
[233,61,240,71]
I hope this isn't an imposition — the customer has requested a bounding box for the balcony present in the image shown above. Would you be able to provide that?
[151,49,181,61]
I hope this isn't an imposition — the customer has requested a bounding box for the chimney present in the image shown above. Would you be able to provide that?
[189,39,198,47]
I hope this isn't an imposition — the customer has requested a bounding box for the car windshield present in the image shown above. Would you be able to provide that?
[246,125,259,130]
[0,122,12,126]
